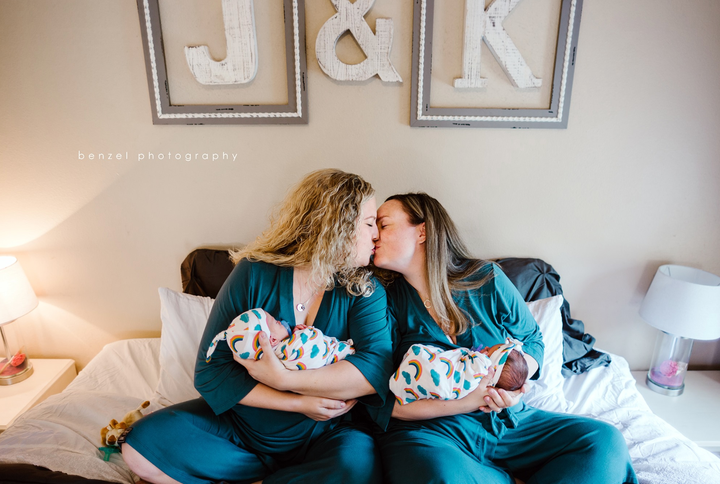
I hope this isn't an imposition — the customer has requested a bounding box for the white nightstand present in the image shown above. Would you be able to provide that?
[632,370,720,451]
[0,359,76,433]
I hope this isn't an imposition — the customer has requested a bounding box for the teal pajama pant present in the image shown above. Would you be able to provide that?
[123,398,381,484]
[377,405,638,484]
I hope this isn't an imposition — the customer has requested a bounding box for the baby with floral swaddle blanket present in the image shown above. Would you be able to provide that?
[205,308,355,370]
[390,339,527,405]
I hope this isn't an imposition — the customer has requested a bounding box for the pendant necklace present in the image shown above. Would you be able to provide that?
[296,292,317,312]
[420,293,450,338]
[295,277,318,312]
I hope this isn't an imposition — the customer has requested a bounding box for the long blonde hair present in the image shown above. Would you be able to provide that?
[383,193,495,336]
[231,169,376,296]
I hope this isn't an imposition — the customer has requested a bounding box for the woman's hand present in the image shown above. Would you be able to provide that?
[296,396,357,421]
[234,333,291,391]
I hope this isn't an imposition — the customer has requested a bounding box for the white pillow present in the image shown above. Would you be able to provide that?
[523,295,570,413]
[154,287,214,406]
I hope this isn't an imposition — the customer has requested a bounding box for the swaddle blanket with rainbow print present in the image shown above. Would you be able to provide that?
[205,308,355,370]
[390,341,517,405]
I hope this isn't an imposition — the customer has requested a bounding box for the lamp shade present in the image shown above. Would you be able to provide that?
[0,256,39,325]
[639,265,720,341]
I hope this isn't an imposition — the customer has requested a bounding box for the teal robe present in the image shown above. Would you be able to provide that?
[125,260,392,484]
[195,259,393,450]
[377,263,637,484]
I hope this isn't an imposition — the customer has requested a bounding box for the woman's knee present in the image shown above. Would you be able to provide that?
[121,443,180,484]
[574,420,630,465]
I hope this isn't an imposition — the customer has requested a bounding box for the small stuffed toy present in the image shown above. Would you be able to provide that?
[100,400,150,447]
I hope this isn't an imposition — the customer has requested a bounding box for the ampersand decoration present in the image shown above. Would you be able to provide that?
[316,0,402,82]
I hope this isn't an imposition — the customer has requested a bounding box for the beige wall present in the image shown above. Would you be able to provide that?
[1,0,719,371]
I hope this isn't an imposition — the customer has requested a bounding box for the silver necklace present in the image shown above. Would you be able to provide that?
[295,275,318,312]
[296,291,317,312]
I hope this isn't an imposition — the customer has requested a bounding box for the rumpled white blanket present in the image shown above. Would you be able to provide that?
[563,351,720,484]
[0,338,163,483]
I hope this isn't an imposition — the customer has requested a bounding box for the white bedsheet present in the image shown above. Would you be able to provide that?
[0,339,719,483]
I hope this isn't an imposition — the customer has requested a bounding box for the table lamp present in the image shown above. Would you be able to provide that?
[0,256,38,385]
[639,264,720,396]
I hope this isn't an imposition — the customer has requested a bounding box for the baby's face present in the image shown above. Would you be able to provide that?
[263,312,289,346]
[480,343,504,356]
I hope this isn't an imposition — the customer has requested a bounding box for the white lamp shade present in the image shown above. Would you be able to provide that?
[0,256,39,326]
[639,265,720,340]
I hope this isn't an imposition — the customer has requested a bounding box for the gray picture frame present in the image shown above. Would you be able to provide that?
[410,0,583,129]
[137,0,308,125]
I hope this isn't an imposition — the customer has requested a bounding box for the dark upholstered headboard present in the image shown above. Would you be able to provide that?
[181,249,235,298]
[181,249,610,376]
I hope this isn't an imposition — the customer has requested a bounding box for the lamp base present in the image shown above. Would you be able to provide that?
[645,331,693,398]
[0,360,34,385]
[646,373,684,396]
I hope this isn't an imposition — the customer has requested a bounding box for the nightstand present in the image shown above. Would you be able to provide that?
[632,370,720,451]
[0,359,76,433]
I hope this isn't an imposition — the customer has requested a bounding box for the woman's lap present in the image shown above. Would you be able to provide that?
[378,407,637,484]
[378,426,513,484]
[124,398,381,484]
[124,398,266,484]
[265,422,380,484]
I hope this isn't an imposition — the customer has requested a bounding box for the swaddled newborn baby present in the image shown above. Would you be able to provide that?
[205,308,355,370]
[390,339,527,405]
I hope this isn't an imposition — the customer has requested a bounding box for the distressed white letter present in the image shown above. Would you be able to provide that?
[185,0,258,85]
[454,0,541,89]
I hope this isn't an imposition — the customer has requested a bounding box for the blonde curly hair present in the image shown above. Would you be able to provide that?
[231,169,376,297]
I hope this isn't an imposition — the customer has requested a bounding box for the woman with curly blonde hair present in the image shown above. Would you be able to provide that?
[122,169,392,484]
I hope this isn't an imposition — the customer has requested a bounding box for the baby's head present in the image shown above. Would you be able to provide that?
[261,311,291,347]
[480,343,528,392]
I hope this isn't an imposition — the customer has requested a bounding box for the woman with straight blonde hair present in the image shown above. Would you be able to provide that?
[373,192,637,484]
[122,169,392,484]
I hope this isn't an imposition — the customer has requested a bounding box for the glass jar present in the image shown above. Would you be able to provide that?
[646,331,693,396]
[0,322,33,385]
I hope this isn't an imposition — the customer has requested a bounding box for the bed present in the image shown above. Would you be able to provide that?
[1,251,719,484]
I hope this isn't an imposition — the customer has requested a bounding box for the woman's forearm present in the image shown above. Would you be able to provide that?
[240,381,357,422]
[279,361,376,400]
[391,397,482,421]
[239,382,304,411]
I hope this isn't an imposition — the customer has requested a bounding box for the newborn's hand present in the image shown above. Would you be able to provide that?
[297,397,357,421]
[234,333,290,391]
[479,383,527,413]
